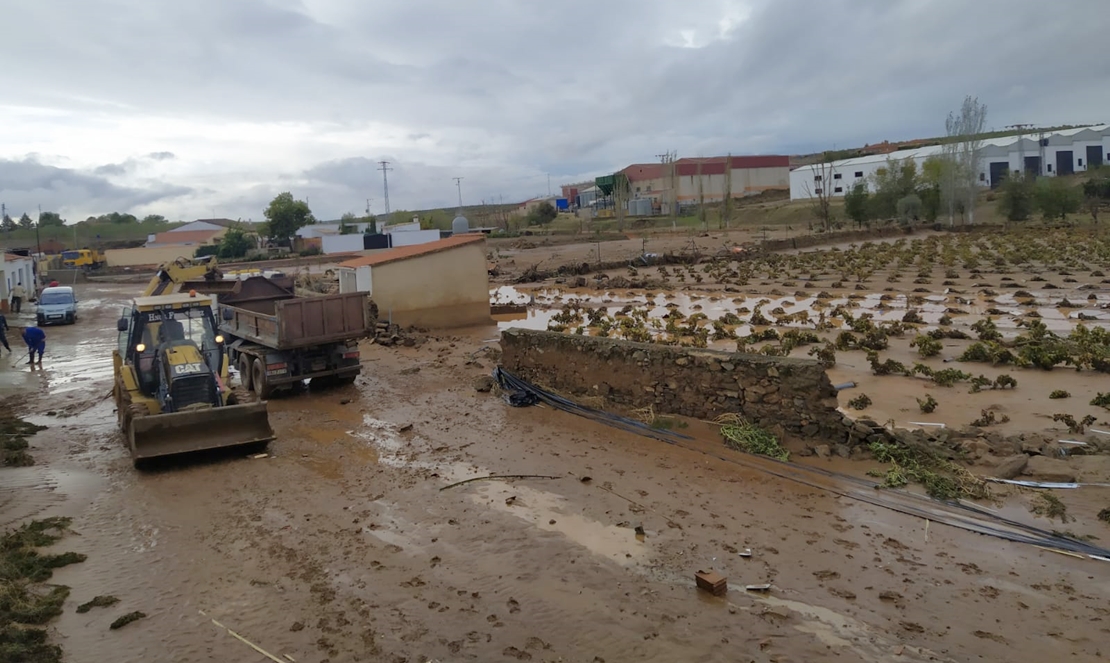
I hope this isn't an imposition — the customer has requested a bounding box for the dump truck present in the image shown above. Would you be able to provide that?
[61,248,106,270]
[113,290,274,465]
[212,277,370,398]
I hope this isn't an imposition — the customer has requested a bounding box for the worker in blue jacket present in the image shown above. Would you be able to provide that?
[21,325,45,366]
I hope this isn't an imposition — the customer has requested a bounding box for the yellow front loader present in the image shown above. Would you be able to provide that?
[112,291,273,465]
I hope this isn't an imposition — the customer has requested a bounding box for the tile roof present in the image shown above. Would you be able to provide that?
[337,234,484,269]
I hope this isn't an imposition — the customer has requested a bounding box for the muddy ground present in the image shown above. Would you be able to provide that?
[2,268,1109,661]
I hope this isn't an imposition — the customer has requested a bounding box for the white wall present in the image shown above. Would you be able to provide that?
[321,234,365,254]
[383,221,421,234]
[298,222,371,239]
[790,125,1110,200]
[389,229,441,247]
[337,266,373,295]
[2,256,35,299]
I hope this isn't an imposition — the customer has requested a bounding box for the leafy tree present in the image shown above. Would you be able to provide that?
[896,194,922,224]
[141,214,167,225]
[263,192,315,243]
[945,96,988,224]
[389,210,413,226]
[526,201,558,226]
[98,212,137,224]
[38,211,64,227]
[998,172,1035,221]
[869,157,918,219]
[217,227,253,259]
[1035,178,1082,221]
[843,181,871,228]
[919,155,951,222]
[18,213,32,229]
[1083,169,1110,224]
[339,212,359,235]
[1,214,14,231]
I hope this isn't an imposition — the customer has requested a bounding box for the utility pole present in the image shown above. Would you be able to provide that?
[453,177,464,211]
[35,205,42,287]
[378,161,393,215]
[547,174,552,198]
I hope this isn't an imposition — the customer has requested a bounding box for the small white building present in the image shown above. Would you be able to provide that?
[790,125,1110,200]
[1,253,36,310]
[296,222,373,240]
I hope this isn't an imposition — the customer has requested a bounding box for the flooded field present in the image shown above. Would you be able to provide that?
[3,227,1110,663]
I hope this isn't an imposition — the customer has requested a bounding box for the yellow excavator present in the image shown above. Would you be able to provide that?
[143,255,223,297]
[112,288,274,466]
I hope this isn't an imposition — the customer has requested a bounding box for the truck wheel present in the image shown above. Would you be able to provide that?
[239,355,253,391]
[251,358,272,399]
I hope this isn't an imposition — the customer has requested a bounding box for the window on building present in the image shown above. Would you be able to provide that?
[814,187,823,195]
[855,171,863,178]
[1079,158,1084,167]
[979,173,985,182]
[1048,164,1053,172]
[834,186,843,193]
[833,173,842,180]
[814,175,823,182]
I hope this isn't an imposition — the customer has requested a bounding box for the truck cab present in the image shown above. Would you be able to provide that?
[36,286,78,325]
[61,249,104,270]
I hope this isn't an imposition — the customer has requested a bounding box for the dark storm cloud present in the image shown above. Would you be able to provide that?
[3,0,1109,218]
[0,157,192,218]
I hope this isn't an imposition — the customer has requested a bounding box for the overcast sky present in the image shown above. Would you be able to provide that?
[2,0,1107,222]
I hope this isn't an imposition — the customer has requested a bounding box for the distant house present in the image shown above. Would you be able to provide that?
[145,229,225,248]
[336,235,490,328]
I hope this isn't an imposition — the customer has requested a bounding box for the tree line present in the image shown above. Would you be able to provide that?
[0,210,172,231]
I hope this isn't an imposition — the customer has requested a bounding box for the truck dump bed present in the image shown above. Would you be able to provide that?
[218,277,369,350]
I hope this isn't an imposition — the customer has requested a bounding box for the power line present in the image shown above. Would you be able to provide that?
[452,177,464,211]
[378,161,394,215]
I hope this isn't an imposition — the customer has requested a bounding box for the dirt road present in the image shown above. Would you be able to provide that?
[2,282,1108,662]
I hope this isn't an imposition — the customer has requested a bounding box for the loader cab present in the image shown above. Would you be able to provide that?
[118,294,226,398]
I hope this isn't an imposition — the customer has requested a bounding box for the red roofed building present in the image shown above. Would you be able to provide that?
[336,235,489,328]
[616,155,790,212]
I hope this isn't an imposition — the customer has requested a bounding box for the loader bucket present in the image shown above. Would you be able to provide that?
[128,402,274,461]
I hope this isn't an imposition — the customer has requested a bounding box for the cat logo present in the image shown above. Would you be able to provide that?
[172,362,206,375]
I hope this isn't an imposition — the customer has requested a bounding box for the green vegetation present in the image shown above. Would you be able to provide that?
[847,394,872,410]
[1090,392,1110,410]
[76,596,119,614]
[262,192,315,244]
[1,517,86,663]
[1049,390,1071,399]
[109,611,147,630]
[1,416,47,467]
[1098,507,1110,524]
[867,440,990,501]
[917,394,938,413]
[719,416,788,461]
[910,334,942,357]
[1031,493,1072,522]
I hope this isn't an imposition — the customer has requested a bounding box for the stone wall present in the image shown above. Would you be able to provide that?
[500,329,879,443]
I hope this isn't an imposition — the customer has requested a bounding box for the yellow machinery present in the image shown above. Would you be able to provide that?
[143,256,222,297]
[61,249,106,269]
[112,290,273,465]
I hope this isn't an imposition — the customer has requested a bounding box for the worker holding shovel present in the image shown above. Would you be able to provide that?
[21,325,45,367]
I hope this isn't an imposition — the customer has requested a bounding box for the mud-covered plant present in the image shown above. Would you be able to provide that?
[847,394,872,410]
[868,440,990,501]
[1053,413,1096,434]
[971,409,1009,427]
[717,415,788,461]
[808,343,837,367]
[1049,390,1071,399]
[902,309,924,324]
[969,375,992,393]
[938,313,953,326]
[1099,507,1110,524]
[917,394,938,413]
[993,374,1017,390]
[931,368,972,387]
[1031,493,1073,523]
[971,318,1003,342]
[958,341,1017,365]
[1091,392,1110,410]
[866,351,909,376]
[911,334,943,358]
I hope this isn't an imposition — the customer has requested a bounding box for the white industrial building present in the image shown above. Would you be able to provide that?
[790,125,1110,200]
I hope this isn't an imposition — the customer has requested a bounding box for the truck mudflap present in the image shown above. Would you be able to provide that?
[128,402,274,461]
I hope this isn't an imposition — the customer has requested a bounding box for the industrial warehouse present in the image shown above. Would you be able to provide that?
[789,124,1110,200]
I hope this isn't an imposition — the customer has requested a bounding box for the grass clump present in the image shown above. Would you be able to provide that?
[867,440,990,501]
[109,611,147,630]
[1,415,47,467]
[76,595,119,614]
[1031,493,1072,523]
[1049,390,1071,399]
[917,394,938,413]
[718,415,788,461]
[0,517,85,663]
[910,334,942,358]
[1091,392,1110,410]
